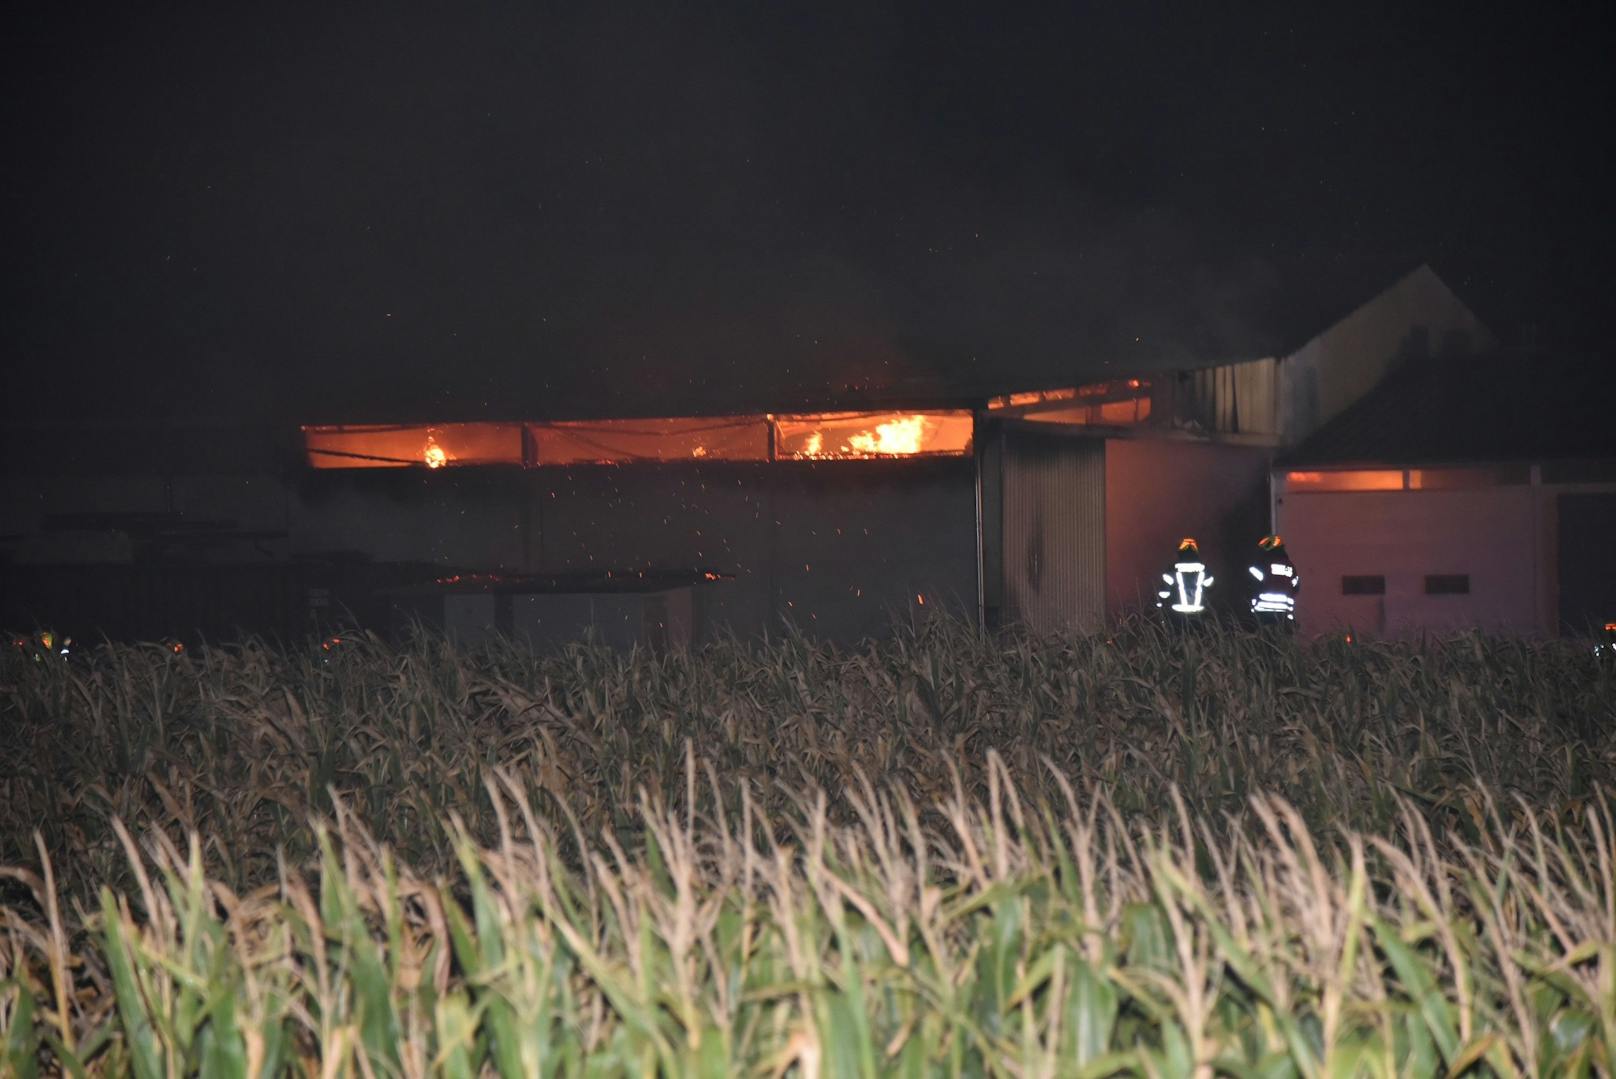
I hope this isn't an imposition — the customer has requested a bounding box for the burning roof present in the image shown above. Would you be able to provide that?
[302,374,1163,470]
[304,411,975,469]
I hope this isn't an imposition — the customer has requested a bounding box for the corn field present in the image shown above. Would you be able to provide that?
[2,618,1614,1075]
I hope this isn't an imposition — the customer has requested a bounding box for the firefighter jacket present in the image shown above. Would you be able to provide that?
[1247,540,1300,621]
[1156,541,1214,615]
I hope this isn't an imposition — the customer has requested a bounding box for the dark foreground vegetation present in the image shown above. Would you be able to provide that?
[2,618,1614,1075]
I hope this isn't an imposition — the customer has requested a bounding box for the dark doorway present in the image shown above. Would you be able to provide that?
[1557,492,1616,635]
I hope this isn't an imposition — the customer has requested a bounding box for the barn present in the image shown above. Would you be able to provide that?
[1,264,1508,646]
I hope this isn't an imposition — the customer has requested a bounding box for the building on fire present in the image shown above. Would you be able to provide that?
[8,262,1592,647]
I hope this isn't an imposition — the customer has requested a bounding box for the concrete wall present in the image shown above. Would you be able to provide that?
[1104,438,1272,618]
[1279,266,1494,443]
[1275,485,1544,637]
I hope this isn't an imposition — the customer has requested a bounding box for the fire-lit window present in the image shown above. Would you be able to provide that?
[527,417,769,465]
[1284,470,1406,492]
[304,423,524,469]
[772,411,973,459]
[986,387,1079,410]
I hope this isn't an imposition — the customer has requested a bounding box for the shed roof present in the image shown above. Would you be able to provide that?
[1282,351,1616,467]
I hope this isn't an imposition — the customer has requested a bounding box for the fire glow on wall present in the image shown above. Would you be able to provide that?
[987,379,1152,426]
[303,411,975,469]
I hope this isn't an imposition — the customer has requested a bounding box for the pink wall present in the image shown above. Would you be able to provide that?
[1104,439,1271,618]
[1275,486,1542,637]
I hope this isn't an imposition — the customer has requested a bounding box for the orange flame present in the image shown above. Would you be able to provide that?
[423,436,447,469]
[789,414,950,458]
[847,415,928,455]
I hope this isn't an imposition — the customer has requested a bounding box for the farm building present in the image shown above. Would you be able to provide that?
[1274,351,1616,639]
[2,263,1518,646]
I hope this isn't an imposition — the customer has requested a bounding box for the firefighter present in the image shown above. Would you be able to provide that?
[1597,621,1616,659]
[1156,537,1215,623]
[17,630,72,662]
[1247,534,1300,627]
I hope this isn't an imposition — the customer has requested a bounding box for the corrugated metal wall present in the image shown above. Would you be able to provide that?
[1000,430,1106,632]
[1157,358,1279,436]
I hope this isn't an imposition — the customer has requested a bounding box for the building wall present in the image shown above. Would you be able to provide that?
[1,473,292,564]
[527,463,772,635]
[3,456,977,644]
[311,457,978,643]
[1275,485,1543,637]
[1104,438,1272,618]
[770,460,977,640]
[1279,266,1494,442]
[293,469,530,569]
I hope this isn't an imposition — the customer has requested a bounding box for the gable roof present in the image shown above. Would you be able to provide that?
[1282,351,1616,467]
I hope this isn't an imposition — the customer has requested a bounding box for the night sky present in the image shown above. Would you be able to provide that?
[4,3,1611,426]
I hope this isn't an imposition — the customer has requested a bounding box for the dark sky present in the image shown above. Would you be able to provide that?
[3,2,1611,424]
